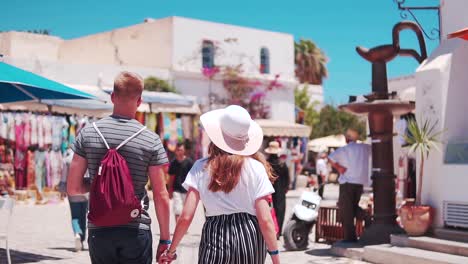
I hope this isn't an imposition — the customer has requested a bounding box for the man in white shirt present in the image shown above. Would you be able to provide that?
[329,128,371,242]
[315,152,329,198]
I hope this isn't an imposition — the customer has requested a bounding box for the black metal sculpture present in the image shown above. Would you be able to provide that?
[338,21,428,245]
[355,21,427,101]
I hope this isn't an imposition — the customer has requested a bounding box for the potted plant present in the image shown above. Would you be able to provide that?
[399,118,444,236]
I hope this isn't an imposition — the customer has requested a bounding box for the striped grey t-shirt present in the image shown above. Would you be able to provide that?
[72,115,168,230]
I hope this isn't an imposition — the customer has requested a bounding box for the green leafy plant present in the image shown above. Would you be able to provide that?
[404,118,445,205]
[144,76,177,93]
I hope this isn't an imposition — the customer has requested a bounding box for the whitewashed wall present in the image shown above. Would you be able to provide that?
[415,38,468,227]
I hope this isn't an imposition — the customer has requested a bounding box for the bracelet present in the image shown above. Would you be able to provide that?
[159,239,172,245]
[267,249,279,256]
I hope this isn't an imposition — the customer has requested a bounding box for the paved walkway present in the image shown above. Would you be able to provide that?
[0,184,368,263]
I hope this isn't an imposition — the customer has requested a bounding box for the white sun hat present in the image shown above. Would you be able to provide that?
[200,105,264,156]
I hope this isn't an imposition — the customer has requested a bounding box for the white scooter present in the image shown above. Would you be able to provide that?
[283,186,322,251]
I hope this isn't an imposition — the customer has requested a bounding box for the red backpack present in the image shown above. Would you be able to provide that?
[88,122,147,227]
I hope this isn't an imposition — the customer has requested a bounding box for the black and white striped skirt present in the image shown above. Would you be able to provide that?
[198,213,267,264]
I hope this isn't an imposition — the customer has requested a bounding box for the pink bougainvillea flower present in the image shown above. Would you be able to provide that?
[250,91,266,102]
[202,67,220,79]
[248,80,262,87]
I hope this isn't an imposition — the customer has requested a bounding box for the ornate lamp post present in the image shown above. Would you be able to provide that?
[340,21,427,245]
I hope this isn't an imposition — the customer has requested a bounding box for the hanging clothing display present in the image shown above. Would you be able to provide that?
[30,113,38,146]
[145,113,157,132]
[181,115,192,140]
[69,115,77,146]
[61,118,69,153]
[0,111,94,195]
[26,150,35,187]
[35,150,46,191]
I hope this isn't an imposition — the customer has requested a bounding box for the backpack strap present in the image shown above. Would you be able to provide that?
[116,126,147,150]
[93,122,110,150]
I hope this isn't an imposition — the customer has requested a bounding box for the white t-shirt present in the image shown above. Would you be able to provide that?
[329,142,372,186]
[183,157,275,217]
[316,158,329,176]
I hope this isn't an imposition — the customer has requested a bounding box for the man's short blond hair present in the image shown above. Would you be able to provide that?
[113,71,144,99]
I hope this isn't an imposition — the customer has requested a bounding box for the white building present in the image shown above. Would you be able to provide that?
[389,0,468,232]
[0,16,324,122]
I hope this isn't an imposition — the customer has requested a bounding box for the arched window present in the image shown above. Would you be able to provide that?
[202,40,215,68]
[260,47,270,74]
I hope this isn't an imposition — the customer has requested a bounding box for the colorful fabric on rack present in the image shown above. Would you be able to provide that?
[26,150,35,187]
[45,151,51,188]
[0,113,7,139]
[37,115,45,148]
[157,113,164,138]
[163,113,171,140]
[30,114,38,145]
[69,116,76,145]
[145,113,157,132]
[61,118,69,153]
[181,115,192,140]
[43,116,53,146]
[15,116,26,150]
[35,150,46,190]
[176,117,183,142]
[7,113,15,142]
[48,150,63,187]
[23,114,31,146]
[14,150,27,189]
[52,117,63,151]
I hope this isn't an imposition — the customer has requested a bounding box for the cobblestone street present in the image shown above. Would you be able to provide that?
[1,185,367,264]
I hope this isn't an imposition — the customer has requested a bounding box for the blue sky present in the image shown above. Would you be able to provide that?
[0,0,440,104]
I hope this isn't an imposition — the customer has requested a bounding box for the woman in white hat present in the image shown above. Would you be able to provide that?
[160,105,280,264]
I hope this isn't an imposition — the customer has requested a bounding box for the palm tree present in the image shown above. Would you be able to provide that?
[295,39,328,85]
[405,118,444,205]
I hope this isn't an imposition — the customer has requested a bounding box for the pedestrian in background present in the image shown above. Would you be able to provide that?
[168,142,194,223]
[266,141,290,239]
[160,105,280,264]
[329,128,371,242]
[59,148,88,252]
[315,152,329,198]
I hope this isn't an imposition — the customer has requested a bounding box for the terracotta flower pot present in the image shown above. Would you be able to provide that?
[399,202,434,236]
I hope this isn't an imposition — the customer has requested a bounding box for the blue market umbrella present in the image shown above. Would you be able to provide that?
[0,62,94,103]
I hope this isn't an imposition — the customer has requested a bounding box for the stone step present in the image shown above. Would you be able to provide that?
[435,228,468,243]
[363,244,468,264]
[391,234,468,257]
[330,241,365,260]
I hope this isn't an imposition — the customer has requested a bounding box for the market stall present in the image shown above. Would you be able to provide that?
[308,134,346,153]
[255,119,311,189]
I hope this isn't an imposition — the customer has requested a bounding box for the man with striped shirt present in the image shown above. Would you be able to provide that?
[67,72,170,264]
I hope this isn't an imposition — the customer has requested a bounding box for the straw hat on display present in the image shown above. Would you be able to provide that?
[264,141,282,155]
[200,105,263,156]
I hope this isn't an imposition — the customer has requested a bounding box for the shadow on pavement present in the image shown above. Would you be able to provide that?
[0,248,63,263]
[305,248,332,256]
[49,247,89,252]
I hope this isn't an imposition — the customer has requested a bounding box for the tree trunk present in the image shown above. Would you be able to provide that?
[416,155,424,206]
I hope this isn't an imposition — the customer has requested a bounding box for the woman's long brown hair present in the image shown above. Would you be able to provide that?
[207,142,276,193]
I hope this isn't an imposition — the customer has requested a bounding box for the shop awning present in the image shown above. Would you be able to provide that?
[137,102,201,115]
[308,134,346,152]
[255,119,311,137]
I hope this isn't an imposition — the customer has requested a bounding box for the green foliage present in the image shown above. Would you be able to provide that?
[295,86,365,139]
[404,118,444,205]
[312,105,366,140]
[144,76,177,93]
[405,118,444,160]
